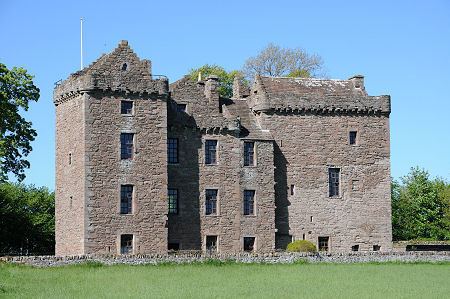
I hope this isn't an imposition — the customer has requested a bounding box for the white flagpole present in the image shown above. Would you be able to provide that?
[80,17,83,70]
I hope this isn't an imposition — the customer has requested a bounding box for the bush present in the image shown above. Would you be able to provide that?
[286,240,317,253]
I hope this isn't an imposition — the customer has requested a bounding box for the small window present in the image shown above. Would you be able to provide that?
[206,236,217,252]
[244,141,255,166]
[243,190,255,216]
[302,233,305,240]
[120,133,134,160]
[373,245,381,251]
[352,180,359,192]
[120,234,133,254]
[205,189,218,215]
[290,184,295,196]
[168,243,180,251]
[176,104,187,113]
[349,131,357,145]
[243,237,255,252]
[121,63,128,71]
[167,138,179,164]
[168,188,178,214]
[310,216,313,222]
[121,101,133,115]
[69,153,72,165]
[205,140,217,165]
[318,236,329,252]
[328,168,340,197]
[352,245,359,252]
[120,185,133,214]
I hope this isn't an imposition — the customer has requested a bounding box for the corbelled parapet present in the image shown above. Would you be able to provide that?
[249,75,391,115]
[54,40,168,105]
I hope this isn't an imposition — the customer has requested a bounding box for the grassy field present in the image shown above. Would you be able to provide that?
[1,262,449,298]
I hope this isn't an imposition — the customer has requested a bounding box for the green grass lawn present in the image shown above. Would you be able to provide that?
[1,262,449,298]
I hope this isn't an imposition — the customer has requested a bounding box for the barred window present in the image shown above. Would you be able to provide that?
[167,138,178,164]
[206,235,217,252]
[243,190,255,215]
[349,131,357,145]
[205,189,218,215]
[120,234,133,254]
[121,101,133,115]
[205,140,217,165]
[244,141,255,166]
[318,236,329,252]
[328,168,340,197]
[168,188,178,214]
[120,185,133,214]
[120,133,134,160]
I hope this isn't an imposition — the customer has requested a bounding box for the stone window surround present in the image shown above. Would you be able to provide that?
[120,130,137,161]
[348,127,360,146]
[318,236,330,252]
[118,233,134,255]
[243,140,257,167]
[119,184,135,215]
[204,235,219,252]
[243,189,257,217]
[120,100,134,116]
[203,138,218,166]
[243,236,256,252]
[327,166,342,199]
[204,188,219,216]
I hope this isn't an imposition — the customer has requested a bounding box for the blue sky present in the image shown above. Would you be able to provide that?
[1,0,449,189]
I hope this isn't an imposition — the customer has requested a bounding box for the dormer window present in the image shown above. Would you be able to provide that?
[121,63,128,71]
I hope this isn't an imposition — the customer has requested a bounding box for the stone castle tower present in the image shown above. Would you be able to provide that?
[54,41,392,256]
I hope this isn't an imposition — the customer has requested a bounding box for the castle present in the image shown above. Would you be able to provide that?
[54,41,392,256]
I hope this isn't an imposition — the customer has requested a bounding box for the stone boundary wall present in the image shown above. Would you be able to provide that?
[1,252,449,267]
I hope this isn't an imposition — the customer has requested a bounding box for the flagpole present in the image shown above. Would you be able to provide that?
[80,17,83,70]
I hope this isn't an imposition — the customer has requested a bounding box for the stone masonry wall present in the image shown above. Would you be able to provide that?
[84,92,168,254]
[257,112,392,252]
[55,94,86,256]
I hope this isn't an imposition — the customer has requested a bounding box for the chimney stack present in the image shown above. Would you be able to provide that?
[349,75,365,90]
[205,75,220,102]
[232,75,250,99]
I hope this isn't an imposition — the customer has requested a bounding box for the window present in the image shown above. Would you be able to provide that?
[120,185,133,214]
[176,103,187,113]
[120,133,134,160]
[349,131,357,145]
[206,236,217,252]
[244,141,255,166]
[243,190,255,215]
[69,153,72,165]
[205,140,217,165]
[120,234,133,254]
[167,138,179,164]
[121,101,133,115]
[121,63,128,71]
[328,168,340,197]
[168,188,178,214]
[352,245,359,252]
[318,236,329,252]
[290,184,295,196]
[373,245,381,251]
[168,243,180,251]
[205,189,218,215]
[243,237,255,252]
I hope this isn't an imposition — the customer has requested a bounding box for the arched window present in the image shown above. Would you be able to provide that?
[121,63,128,71]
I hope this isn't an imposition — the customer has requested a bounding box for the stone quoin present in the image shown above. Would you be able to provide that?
[54,41,392,256]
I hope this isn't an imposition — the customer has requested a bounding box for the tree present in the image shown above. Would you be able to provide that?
[0,182,55,255]
[242,43,325,80]
[188,64,243,98]
[391,167,450,241]
[0,63,40,182]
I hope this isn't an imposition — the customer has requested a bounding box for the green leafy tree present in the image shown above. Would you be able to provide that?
[392,167,450,241]
[0,183,54,255]
[188,64,243,98]
[0,63,40,182]
[242,43,325,80]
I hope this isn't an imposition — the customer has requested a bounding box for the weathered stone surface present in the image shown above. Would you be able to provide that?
[55,41,392,256]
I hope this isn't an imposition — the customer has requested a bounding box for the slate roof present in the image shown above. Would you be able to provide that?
[252,76,390,113]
